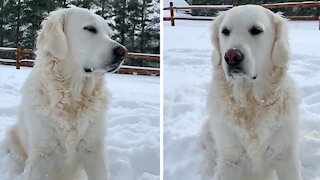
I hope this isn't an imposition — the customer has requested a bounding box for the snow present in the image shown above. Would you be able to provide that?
[0,47,16,51]
[128,52,160,58]
[0,59,34,63]
[164,19,320,180]
[0,65,160,180]
[120,65,160,71]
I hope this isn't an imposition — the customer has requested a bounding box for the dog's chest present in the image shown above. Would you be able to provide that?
[223,104,282,158]
[50,99,106,153]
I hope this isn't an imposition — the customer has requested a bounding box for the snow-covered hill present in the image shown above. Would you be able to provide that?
[164,20,320,180]
[0,66,160,180]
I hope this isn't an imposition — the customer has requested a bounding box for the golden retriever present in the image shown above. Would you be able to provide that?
[6,7,127,180]
[201,5,302,180]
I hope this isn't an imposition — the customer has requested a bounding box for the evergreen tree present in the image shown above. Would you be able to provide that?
[0,0,160,67]
[93,0,112,18]
[109,0,129,45]
[0,0,6,46]
[21,0,56,49]
[68,0,94,8]
[141,0,159,54]
[2,0,21,47]
[127,0,140,51]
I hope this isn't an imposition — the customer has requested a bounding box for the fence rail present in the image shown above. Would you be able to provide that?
[261,1,320,9]
[163,5,233,10]
[164,1,320,29]
[0,44,160,76]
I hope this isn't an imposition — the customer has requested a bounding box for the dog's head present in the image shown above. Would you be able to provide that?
[36,7,127,75]
[211,5,290,82]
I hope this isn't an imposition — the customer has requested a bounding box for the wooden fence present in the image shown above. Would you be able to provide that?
[0,44,160,76]
[164,1,320,29]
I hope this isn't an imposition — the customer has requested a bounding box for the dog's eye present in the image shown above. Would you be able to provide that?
[221,28,230,36]
[249,26,263,35]
[84,26,97,34]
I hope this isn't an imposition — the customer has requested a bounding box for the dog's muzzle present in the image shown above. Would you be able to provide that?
[106,46,128,73]
[83,46,128,74]
[224,48,245,75]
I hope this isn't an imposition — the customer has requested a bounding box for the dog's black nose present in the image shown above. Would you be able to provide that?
[113,46,128,59]
[224,49,243,66]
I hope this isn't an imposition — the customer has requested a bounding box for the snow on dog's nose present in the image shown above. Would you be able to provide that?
[224,48,243,66]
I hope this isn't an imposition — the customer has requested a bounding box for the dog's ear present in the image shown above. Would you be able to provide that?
[272,13,290,67]
[37,9,68,60]
[211,11,225,67]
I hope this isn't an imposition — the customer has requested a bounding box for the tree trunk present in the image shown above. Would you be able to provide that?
[15,0,21,45]
[140,0,146,52]
[131,23,136,48]
[120,0,126,44]
[0,0,3,46]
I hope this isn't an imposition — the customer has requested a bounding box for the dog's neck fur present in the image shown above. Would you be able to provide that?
[34,51,106,110]
[30,52,109,153]
[213,65,287,107]
[210,65,292,150]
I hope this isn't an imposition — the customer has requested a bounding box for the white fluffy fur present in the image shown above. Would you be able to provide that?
[6,7,123,180]
[202,5,302,180]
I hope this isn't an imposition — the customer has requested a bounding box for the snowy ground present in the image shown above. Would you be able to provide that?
[0,65,160,180]
[164,20,320,180]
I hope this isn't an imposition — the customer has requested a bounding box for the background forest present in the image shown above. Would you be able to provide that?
[0,0,160,67]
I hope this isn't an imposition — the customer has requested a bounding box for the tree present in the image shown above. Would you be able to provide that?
[0,0,6,46]
[21,0,56,49]
[68,0,95,8]
[2,0,21,47]
[0,0,160,67]
[127,0,140,50]
[93,0,112,18]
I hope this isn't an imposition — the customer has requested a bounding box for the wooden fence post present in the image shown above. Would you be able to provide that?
[318,6,320,30]
[16,43,21,69]
[232,0,237,7]
[170,2,175,26]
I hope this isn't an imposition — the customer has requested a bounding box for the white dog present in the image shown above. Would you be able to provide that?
[6,7,127,180]
[201,5,302,180]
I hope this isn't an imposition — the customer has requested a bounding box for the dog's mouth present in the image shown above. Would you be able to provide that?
[228,67,257,80]
[228,66,245,76]
[230,68,242,74]
[106,60,124,73]
[84,67,95,73]
[83,60,123,74]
